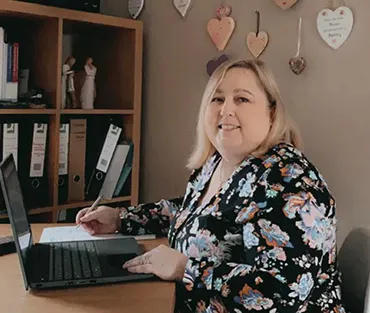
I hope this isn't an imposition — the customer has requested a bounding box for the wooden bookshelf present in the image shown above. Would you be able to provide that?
[0,1,143,222]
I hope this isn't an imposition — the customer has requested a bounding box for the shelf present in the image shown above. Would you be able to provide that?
[0,206,54,219]
[0,4,142,224]
[61,109,134,115]
[0,109,56,114]
[0,1,143,30]
[58,196,131,210]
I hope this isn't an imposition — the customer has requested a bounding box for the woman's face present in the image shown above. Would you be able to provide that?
[86,57,93,65]
[204,67,271,162]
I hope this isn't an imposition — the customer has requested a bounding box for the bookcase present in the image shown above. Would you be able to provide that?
[0,0,143,223]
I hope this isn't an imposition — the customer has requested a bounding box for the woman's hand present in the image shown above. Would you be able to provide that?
[122,245,188,281]
[75,205,121,235]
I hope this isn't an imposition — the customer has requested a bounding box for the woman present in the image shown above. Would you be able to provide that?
[62,56,75,109]
[76,59,346,313]
[80,56,97,109]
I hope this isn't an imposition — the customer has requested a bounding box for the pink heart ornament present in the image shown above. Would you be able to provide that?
[246,31,269,58]
[207,17,235,51]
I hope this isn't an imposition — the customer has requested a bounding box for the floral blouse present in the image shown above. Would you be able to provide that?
[119,142,347,313]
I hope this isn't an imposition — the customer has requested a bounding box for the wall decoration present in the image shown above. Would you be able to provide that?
[207,4,235,51]
[289,17,306,75]
[272,0,298,10]
[246,11,269,59]
[173,0,192,19]
[128,0,144,19]
[216,4,232,18]
[317,3,353,50]
[206,54,229,76]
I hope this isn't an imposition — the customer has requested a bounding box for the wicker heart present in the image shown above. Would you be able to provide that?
[289,56,306,75]
[173,0,192,18]
[207,17,235,51]
[272,0,298,10]
[246,31,269,58]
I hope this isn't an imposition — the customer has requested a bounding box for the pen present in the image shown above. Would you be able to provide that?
[76,194,103,229]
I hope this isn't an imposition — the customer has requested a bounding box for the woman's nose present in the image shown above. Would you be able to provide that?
[220,99,235,117]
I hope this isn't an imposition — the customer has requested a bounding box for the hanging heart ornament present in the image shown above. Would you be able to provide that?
[289,57,306,75]
[207,5,235,51]
[216,4,232,18]
[246,11,269,59]
[317,6,353,49]
[173,0,192,18]
[272,0,298,10]
[246,32,269,58]
[206,54,229,76]
[128,0,144,19]
[289,17,306,75]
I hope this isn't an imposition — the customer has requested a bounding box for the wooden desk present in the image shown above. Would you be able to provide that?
[0,224,176,313]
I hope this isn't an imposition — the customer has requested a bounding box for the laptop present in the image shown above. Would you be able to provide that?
[0,153,154,290]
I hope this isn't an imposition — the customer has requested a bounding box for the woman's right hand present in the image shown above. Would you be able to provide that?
[75,205,121,235]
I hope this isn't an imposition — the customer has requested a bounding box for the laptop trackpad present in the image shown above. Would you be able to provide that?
[94,238,140,272]
[95,237,140,255]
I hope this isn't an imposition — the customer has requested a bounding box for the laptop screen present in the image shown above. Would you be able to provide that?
[0,153,33,289]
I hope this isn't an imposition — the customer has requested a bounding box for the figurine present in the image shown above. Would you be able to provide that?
[80,57,97,109]
[61,56,75,109]
[66,71,77,108]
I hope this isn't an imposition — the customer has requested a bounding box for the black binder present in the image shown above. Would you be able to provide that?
[58,121,69,204]
[85,116,122,200]
[18,116,49,209]
[0,117,20,213]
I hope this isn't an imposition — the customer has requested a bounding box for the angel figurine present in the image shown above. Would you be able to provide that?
[61,56,75,109]
[80,57,97,109]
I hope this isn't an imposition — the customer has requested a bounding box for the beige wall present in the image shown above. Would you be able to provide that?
[102,0,368,247]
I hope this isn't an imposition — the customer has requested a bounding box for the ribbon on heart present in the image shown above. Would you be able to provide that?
[289,17,306,75]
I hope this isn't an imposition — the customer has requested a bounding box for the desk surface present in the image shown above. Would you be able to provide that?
[0,223,175,313]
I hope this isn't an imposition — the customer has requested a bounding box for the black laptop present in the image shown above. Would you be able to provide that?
[0,153,154,290]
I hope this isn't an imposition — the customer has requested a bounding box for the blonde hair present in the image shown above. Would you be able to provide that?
[187,58,303,170]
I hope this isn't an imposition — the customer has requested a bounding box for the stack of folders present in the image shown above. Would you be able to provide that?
[58,116,134,208]
[0,116,134,216]
[0,116,49,215]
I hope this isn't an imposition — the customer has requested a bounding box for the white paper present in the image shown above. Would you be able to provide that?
[39,226,156,243]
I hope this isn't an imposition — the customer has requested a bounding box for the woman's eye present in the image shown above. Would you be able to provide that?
[211,97,223,103]
[236,97,249,103]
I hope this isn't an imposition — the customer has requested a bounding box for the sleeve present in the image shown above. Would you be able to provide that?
[182,158,337,312]
[118,196,184,237]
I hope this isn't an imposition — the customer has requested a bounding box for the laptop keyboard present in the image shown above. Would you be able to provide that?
[35,241,102,281]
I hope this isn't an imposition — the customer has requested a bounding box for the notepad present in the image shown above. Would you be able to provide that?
[39,226,156,243]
